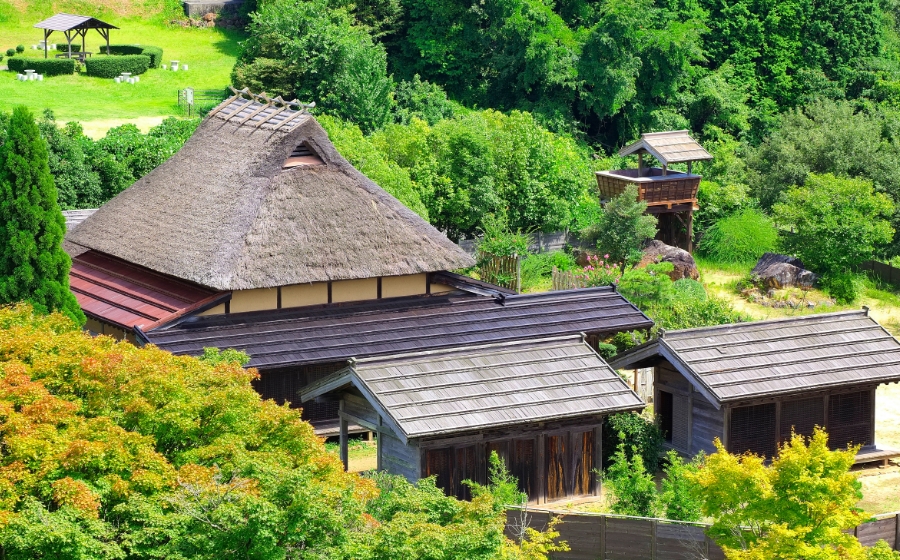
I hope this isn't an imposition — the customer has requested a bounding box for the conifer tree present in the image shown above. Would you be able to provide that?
[0,106,84,324]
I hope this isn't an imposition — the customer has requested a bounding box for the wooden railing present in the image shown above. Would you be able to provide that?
[506,508,900,559]
[595,168,701,208]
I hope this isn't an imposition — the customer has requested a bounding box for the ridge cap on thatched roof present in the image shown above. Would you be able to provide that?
[66,89,474,290]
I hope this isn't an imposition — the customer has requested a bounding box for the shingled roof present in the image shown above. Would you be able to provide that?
[66,90,474,290]
[300,336,644,442]
[609,310,900,408]
[144,286,653,370]
[619,130,712,166]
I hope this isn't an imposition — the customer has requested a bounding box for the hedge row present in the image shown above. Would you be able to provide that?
[106,44,163,67]
[54,43,82,53]
[84,54,151,78]
[7,57,75,76]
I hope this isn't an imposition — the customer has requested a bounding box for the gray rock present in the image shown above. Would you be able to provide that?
[638,240,700,281]
[752,253,818,289]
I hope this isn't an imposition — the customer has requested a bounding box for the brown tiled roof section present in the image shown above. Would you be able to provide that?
[145,286,653,369]
[619,130,712,166]
[70,251,224,331]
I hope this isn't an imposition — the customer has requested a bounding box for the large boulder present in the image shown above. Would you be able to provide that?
[637,240,699,281]
[752,252,818,289]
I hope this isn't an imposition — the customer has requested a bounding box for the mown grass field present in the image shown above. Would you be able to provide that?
[0,2,243,127]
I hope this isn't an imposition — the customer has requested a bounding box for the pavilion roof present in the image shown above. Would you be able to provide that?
[34,13,118,31]
[618,130,711,166]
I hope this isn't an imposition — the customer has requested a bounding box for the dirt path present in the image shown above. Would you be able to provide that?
[77,117,169,139]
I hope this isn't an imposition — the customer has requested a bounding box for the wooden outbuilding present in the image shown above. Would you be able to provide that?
[596,131,712,252]
[300,336,644,503]
[609,310,900,464]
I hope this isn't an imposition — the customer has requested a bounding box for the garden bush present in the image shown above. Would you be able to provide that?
[821,271,866,304]
[84,54,151,78]
[521,251,576,290]
[602,411,663,470]
[15,44,23,53]
[7,57,75,76]
[106,44,163,67]
[54,43,81,52]
[5,48,14,57]
[698,208,778,263]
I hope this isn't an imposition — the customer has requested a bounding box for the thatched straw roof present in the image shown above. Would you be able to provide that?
[67,93,474,290]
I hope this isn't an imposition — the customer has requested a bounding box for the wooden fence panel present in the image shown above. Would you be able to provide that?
[605,517,653,560]
[857,515,898,548]
[859,260,900,287]
[656,522,708,559]
[551,267,586,291]
[478,255,521,293]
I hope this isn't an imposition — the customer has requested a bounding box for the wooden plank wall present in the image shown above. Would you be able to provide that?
[506,510,900,559]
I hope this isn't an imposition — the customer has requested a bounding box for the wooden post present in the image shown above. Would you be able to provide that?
[638,153,644,176]
[686,211,694,254]
[376,415,383,471]
[894,513,899,550]
[80,29,85,55]
[339,401,349,471]
[871,387,877,447]
[775,400,782,448]
[44,29,49,59]
[536,433,546,505]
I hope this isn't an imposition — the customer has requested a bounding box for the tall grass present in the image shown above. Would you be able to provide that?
[698,208,778,264]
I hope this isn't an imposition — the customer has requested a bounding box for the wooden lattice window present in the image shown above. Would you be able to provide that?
[780,397,824,443]
[828,391,872,450]
[672,393,690,451]
[730,403,777,459]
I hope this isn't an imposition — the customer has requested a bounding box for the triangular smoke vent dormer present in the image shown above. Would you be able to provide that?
[283,142,324,169]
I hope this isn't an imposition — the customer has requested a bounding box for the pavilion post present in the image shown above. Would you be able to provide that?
[64,29,72,58]
[80,29,85,55]
[43,29,49,58]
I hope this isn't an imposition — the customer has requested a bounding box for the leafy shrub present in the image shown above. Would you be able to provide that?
[6,57,75,76]
[582,185,658,265]
[602,412,663,470]
[659,451,703,521]
[605,442,658,517]
[596,342,618,360]
[673,278,707,301]
[84,54,151,78]
[106,44,163,67]
[821,271,866,304]
[521,251,576,291]
[55,43,81,52]
[698,208,778,263]
[5,48,14,57]
[15,44,23,53]
[476,213,529,261]
[394,74,457,125]
[619,262,676,309]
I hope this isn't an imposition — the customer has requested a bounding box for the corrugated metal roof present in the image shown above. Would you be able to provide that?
[34,13,118,31]
[145,286,653,370]
[71,251,226,331]
[619,131,712,166]
[610,311,900,407]
[63,209,97,230]
[303,337,644,441]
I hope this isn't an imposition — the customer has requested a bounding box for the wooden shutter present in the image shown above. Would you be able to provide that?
[780,397,824,443]
[828,391,872,450]
[545,435,568,501]
[672,393,690,451]
[453,446,476,500]
[730,403,777,459]
[572,430,594,496]
[659,391,674,443]
[424,448,452,494]
[510,439,537,499]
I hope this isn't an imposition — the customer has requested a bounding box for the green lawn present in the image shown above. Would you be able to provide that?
[0,15,243,125]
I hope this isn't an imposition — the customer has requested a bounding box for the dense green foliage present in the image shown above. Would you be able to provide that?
[773,173,894,275]
[0,305,562,559]
[604,446,703,521]
[321,111,598,239]
[698,209,778,263]
[0,107,83,324]
[602,411,663,471]
[582,186,657,265]
[106,44,164,67]
[26,112,199,210]
[6,57,75,76]
[84,55,152,78]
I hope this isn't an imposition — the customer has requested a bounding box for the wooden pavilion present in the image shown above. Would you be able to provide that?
[609,310,900,465]
[596,131,712,252]
[65,88,654,443]
[34,13,117,60]
[301,336,644,504]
